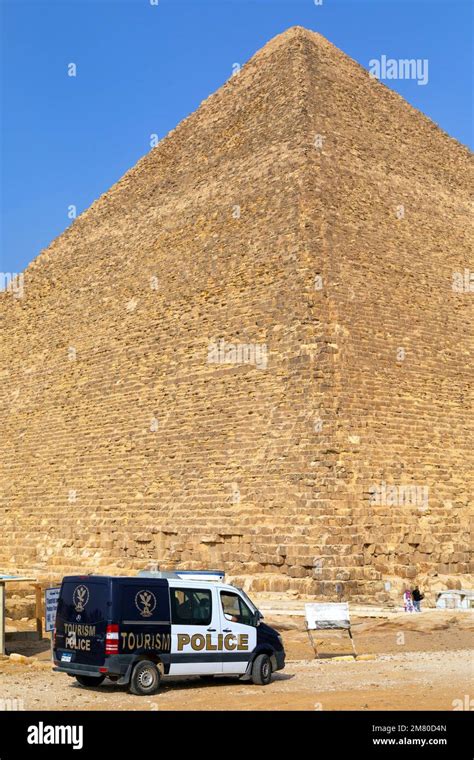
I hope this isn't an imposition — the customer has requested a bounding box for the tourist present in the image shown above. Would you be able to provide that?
[412,585,424,612]
[403,588,414,612]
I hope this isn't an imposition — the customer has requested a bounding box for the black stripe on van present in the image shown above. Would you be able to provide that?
[122,620,171,625]
[165,653,252,664]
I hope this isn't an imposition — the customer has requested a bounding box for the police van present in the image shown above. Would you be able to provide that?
[53,570,285,695]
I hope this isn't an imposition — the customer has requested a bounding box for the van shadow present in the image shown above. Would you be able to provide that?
[270,672,294,682]
[70,672,295,695]
[314,653,357,659]
[160,672,295,690]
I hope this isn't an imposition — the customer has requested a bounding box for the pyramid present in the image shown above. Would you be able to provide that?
[1,27,472,602]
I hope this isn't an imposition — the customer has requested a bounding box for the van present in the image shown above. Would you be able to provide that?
[53,571,285,695]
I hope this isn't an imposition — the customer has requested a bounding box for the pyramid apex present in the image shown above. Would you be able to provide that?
[282,25,316,36]
[257,25,330,58]
[276,25,326,43]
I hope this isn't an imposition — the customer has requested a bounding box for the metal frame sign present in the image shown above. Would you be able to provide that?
[305,602,351,630]
[45,587,61,633]
[304,602,357,657]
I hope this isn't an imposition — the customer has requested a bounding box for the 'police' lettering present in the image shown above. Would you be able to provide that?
[177,633,249,651]
[225,634,236,650]
[177,634,190,650]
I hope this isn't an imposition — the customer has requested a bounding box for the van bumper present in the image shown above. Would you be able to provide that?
[274,649,285,671]
[53,655,129,682]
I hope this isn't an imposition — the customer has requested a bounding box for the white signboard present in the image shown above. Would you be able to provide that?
[44,587,61,633]
[305,602,351,630]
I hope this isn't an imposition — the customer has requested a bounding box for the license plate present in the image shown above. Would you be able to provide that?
[61,652,73,662]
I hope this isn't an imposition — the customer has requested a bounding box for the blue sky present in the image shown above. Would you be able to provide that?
[1,0,472,276]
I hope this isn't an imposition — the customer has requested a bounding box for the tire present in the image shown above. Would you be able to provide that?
[75,674,106,688]
[251,653,273,685]
[129,660,161,696]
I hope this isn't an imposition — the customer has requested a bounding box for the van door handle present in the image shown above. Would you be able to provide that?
[207,628,216,632]
[223,628,232,633]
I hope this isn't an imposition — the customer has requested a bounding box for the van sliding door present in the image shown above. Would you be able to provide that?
[168,586,222,676]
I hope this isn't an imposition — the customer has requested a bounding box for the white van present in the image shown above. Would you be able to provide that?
[53,570,285,695]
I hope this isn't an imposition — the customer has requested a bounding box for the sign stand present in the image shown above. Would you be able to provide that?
[305,621,318,657]
[44,585,61,662]
[34,583,43,640]
[0,582,5,656]
[305,602,357,658]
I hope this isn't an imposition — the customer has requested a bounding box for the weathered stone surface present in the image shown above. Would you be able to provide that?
[0,27,472,601]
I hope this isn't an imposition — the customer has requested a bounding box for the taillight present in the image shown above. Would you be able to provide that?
[105,624,119,655]
[52,627,56,650]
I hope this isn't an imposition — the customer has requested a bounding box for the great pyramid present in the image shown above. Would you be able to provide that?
[1,27,472,602]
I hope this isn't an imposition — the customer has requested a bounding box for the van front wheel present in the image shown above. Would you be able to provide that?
[251,654,273,685]
[130,660,161,696]
[75,674,106,688]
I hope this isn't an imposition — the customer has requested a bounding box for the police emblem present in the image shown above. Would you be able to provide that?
[72,584,89,612]
[135,590,157,618]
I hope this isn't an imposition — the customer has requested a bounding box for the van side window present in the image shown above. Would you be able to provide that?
[220,591,253,625]
[170,588,212,626]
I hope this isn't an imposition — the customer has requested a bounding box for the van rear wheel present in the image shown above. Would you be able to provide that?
[130,660,161,696]
[75,674,106,688]
[251,654,272,685]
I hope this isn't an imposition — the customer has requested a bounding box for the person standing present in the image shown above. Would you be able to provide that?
[412,586,424,612]
[403,587,414,612]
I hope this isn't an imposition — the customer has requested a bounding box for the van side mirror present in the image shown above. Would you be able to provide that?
[253,610,263,626]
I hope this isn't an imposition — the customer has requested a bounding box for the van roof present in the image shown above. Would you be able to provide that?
[60,574,237,592]
[60,575,257,612]
[61,575,167,583]
[167,578,237,592]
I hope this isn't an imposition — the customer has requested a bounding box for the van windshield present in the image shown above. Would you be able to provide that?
[236,587,258,614]
[56,579,110,625]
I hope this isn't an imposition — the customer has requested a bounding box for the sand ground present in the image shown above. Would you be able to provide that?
[0,608,472,711]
